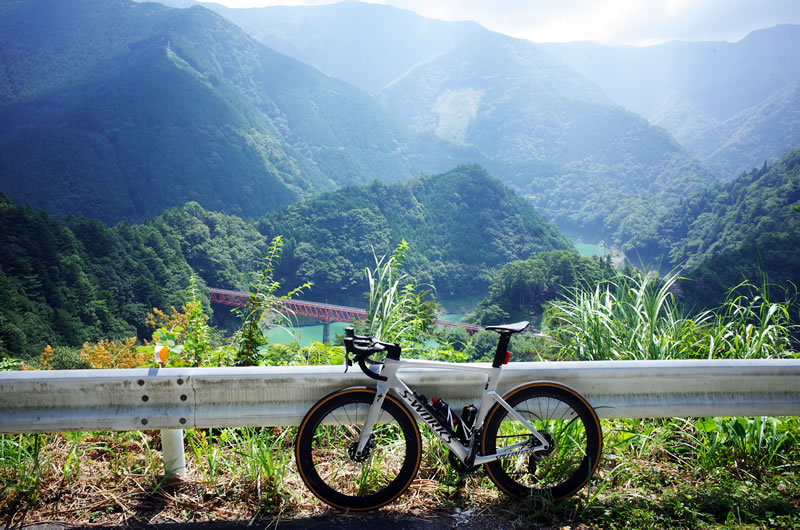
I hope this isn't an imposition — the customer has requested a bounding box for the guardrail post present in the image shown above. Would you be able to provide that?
[161,428,186,479]
[153,348,186,479]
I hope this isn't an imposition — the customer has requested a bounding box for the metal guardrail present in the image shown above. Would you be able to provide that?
[2,360,799,476]
[2,359,800,434]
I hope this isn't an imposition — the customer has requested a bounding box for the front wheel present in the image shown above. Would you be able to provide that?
[482,382,602,501]
[295,387,422,510]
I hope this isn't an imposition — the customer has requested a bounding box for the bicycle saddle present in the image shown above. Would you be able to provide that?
[486,321,529,334]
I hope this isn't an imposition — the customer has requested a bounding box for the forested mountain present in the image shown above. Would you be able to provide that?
[0,192,194,359]
[378,30,713,248]
[470,250,616,325]
[202,1,715,247]
[636,146,800,267]
[136,165,573,305]
[540,25,800,177]
[631,145,800,308]
[258,165,573,304]
[692,79,800,178]
[0,0,460,223]
[0,165,573,358]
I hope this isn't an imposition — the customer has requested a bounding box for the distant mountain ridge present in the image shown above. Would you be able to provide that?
[198,2,800,183]
[202,1,485,95]
[539,25,800,177]
[4,0,793,255]
[204,1,715,246]
[0,0,461,222]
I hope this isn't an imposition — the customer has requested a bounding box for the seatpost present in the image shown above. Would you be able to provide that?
[492,332,512,367]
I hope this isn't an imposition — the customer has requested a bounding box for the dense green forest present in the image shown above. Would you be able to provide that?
[469,250,616,325]
[628,146,800,307]
[259,165,573,304]
[653,147,800,267]
[0,165,574,360]
[3,143,799,361]
[0,0,460,223]
[0,193,193,359]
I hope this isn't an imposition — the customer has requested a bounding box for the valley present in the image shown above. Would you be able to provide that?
[0,0,797,357]
[1,2,799,528]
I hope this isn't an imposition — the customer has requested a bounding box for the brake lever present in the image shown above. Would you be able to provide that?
[343,351,353,373]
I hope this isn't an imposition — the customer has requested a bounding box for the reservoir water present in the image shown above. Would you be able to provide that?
[266,314,465,346]
[573,241,609,257]
[266,240,609,347]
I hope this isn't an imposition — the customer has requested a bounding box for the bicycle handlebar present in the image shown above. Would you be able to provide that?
[343,328,401,382]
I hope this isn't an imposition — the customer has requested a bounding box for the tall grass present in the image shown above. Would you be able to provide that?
[364,240,413,342]
[545,270,797,361]
[0,434,44,509]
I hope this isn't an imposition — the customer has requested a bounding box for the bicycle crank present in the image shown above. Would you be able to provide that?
[448,451,480,474]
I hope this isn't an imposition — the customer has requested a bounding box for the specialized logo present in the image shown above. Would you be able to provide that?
[400,390,453,443]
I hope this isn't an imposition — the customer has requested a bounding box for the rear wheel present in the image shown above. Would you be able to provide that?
[482,382,602,501]
[295,387,421,510]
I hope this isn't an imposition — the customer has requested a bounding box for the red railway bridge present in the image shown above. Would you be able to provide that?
[209,287,484,340]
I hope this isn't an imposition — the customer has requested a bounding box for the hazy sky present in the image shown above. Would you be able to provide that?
[210,0,800,45]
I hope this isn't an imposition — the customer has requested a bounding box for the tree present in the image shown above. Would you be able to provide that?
[232,236,311,366]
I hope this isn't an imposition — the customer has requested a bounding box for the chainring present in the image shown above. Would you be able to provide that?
[448,451,480,474]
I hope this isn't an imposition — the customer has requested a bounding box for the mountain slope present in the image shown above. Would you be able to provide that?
[633,145,800,269]
[203,1,483,95]
[207,1,714,247]
[378,30,713,246]
[540,25,800,177]
[697,80,800,178]
[0,192,194,359]
[0,0,460,223]
[0,164,572,357]
[0,43,303,222]
[259,165,573,303]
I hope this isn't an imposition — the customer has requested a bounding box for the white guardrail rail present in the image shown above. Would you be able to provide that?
[2,360,799,475]
[3,360,800,432]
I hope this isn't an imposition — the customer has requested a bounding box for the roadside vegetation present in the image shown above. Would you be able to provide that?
[1,243,798,528]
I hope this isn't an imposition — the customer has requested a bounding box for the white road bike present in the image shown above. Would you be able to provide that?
[294,322,602,511]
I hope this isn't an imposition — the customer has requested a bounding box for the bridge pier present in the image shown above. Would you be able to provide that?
[322,321,330,344]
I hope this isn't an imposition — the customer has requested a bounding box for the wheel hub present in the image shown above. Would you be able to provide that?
[533,431,555,458]
[528,431,555,474]
[348,435,374,462]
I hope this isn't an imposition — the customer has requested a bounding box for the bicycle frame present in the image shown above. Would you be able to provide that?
[353,356,552,466]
